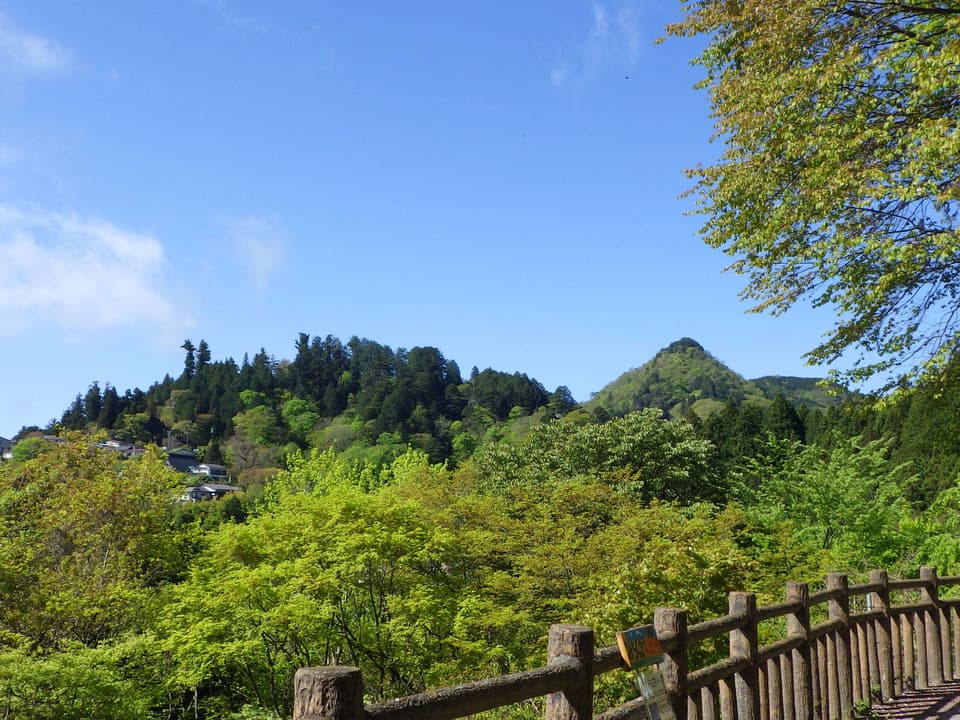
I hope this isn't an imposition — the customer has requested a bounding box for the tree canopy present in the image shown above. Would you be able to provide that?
[670,1,960,389]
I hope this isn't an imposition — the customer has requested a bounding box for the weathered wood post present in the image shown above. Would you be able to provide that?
[939,592,952,680]
[731,592,760,720]
[787,582,813,720]
[850,622,870,703]
[953,604,960,680]
[546,624,594,720]
[865,618,880,701]
[826,573,853,720]
[920,566,944,686]
[869,569,894,700]
[767,656,782,720]
[656,608,689,720]
[294,667,364,720]
[890,606,903,696]
[780,646,795,720]
[905,613,919,690]
[816,638,828,720]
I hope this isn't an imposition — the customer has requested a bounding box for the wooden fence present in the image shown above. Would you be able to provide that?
[293,567,960,720]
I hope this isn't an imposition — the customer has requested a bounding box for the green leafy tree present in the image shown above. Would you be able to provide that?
[11,436,48,462]
[732,435,915,575]
[473,409,724,502]
[232,405,281,447]
[670,2,960,388]
[159,482,467,716]
[280,397,320,445]
[0,637,170,720]
[0,441,185,649]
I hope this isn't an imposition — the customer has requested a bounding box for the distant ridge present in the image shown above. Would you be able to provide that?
[587,338,837,419]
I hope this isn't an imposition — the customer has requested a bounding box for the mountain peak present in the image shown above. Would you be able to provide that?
[588,339,833,419]
[662,337,705,354]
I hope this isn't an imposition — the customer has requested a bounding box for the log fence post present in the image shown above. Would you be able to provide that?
[920,566,944,686]
[816,638,828,720]
[545,624,594,720]
[890,608,903,696]
[786,582,812,720]
[730,592,760,720]
[953,605,960,680]
[868,569,893,700]
[826,573,853,720]
[656,607,689,720]
[293,667,364,720]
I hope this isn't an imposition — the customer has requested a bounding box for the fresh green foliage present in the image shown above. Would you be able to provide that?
[0,440,186,649]
[473,409,725,502]
[159,484,468,715]
[670,1,960,389]
[0,637,167,720]
[733,435,915,576]
[10,436,48,462]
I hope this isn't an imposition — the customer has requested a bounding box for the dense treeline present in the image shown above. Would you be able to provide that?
[49,334,558,469]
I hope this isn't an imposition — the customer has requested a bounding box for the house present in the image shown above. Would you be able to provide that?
[97,439,140,457]
[165,447,199,473]
[192,463,229,481]
[0,437,13,461]
[181,483,240,502]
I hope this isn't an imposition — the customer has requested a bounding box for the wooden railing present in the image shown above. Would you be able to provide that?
[293,567,960,720]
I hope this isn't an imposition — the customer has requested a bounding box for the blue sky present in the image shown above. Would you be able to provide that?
[0,1,840,438]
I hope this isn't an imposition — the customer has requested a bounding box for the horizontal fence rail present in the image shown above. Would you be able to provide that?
[294,567,960,720]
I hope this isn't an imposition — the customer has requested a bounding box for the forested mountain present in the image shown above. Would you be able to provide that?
[586,337,837,420]
[32,332,954,506]
[47,333,568,473]
[39,334,844,477]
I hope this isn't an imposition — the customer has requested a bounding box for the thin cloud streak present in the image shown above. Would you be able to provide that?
[0,204,188,338]
[0,13,72,75]
[550,2,645,88]
[199,0,271,35]
[224,216,287,292]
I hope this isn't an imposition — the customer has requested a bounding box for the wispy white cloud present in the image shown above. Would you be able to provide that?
[551,2,645,88]
[223,216,287,292]
[199,0,271,35]
[0,204,188,338]
[0,13,72,76]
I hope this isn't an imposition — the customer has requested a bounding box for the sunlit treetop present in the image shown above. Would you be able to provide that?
[669,0,960,390]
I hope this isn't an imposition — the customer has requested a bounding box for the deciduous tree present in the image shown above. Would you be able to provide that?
[670,1,960,388]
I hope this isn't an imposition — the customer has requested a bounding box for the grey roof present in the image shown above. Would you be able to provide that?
[184,483,240,494]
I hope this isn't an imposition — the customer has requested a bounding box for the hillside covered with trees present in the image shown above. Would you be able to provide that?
[40,333,572,476]
[6,330,960,718]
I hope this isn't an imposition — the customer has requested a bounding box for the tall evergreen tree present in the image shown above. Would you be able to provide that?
[83,382,102,425]
[180,340,196,381]
[98,384,120,429]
